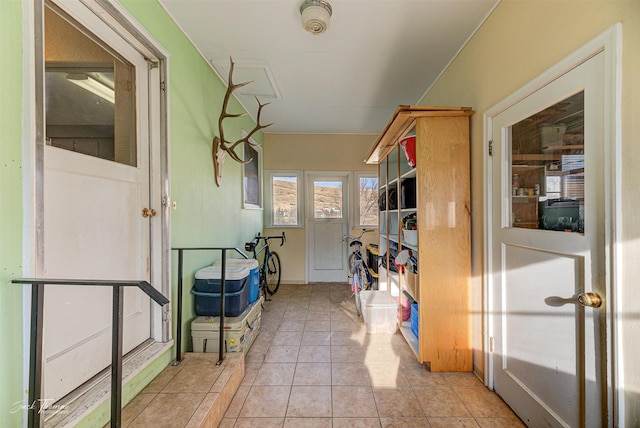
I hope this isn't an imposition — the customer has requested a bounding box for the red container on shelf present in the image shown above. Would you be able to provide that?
[399,136,416,167]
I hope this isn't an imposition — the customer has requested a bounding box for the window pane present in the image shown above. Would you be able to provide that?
[313,181,342,218]
[243,143,261,207]
[45,6,136,166]
[359,176,378,226]
[510,92,584,233]
[273,176,298,225]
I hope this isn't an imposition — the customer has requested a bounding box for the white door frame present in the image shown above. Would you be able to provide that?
[21,0,171,409]
[483,24,622,422]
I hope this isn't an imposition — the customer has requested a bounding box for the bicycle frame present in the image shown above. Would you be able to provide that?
[244,232,285,299]
[343,229,373,315]
[344,229,372,284]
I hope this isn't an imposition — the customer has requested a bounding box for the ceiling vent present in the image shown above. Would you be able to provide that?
[211,60,282,100]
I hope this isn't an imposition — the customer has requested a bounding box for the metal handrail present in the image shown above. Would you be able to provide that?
[11,278,169,428]
[171,247,248,366]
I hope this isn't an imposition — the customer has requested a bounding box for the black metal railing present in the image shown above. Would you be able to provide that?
[11,278,169,428]
[171,247,247,366]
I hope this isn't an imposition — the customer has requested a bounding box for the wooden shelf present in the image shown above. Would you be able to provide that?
[365,105,473,164]
[513,154,562,162]
[399,321,419,358]
[542,144,584,152]
[372,106,472,372]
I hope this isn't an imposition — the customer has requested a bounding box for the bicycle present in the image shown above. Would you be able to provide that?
[343,229,373,316]
[244,232,285,301]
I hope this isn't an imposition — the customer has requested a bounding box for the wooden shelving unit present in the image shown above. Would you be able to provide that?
[367,105,473,372]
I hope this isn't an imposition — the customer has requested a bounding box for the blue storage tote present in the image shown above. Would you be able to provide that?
[214,258,260,303]
[191,264,250,317]
[410,303,419,338]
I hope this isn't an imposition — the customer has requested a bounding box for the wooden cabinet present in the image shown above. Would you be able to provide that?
[366,105,472,372]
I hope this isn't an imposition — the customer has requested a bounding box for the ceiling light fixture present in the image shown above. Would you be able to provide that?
[66,73,115,103]
[300,0,332,35]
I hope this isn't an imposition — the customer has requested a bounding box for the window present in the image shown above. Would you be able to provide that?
[355,173,379,227]
[242,141,262,209]
[45,6,136,166]
[266,171,303,226]
[510,92,584,232]
[313,180,343,219]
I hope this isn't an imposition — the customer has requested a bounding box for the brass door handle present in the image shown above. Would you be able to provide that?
[577,292,602,308]
[142,208,157,218]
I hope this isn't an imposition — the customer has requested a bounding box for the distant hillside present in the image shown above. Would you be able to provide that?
[273,179,378,225]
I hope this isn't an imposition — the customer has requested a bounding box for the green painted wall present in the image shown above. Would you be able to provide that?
[118,0,264,357]
[0,0,26,426]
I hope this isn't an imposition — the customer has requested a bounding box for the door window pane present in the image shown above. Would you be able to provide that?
[272,175,298,225]
[313,181,343,219]
[45,5,137,166]
[510,92,584,233]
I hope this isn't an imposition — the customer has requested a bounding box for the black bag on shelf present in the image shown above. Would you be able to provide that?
[388,186,398,210]
[401,178,416,209]
[378,192,386,211]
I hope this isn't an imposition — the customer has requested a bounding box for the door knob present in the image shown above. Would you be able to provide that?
[142,208,157,218]
[577,292,602,308]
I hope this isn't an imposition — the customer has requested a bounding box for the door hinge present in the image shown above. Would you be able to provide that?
[162,195,171,208]
[162,310,171,322]
[489,336,495,353]
[488,140,493,156]
[160,81,166,92]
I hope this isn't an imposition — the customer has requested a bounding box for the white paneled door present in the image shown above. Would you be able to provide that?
[490,52,607,427]
[41,2,154,402]
[306,173,349,282]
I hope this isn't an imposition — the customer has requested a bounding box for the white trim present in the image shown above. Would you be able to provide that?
[605,23,623,425]
[264,170,305,227]
[22,2,40,425]
[242,135,263,210]
[483,23,622,424]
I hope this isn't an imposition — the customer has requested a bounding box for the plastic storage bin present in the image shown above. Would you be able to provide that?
[402,229,418,246]
[400,136,417,167]
[410,303,419,338]
[214,258,260,303]
[191,264,250,316]
[191,296,263,353]
[360,290,398,334]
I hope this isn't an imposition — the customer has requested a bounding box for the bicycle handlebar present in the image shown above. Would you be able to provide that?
[342,228,373,242]
[245,232,286,251]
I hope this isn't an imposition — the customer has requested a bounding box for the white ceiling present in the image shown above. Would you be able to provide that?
[158,0,499,135]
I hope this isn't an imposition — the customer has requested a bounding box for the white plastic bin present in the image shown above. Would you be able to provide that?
[360,290,398,334]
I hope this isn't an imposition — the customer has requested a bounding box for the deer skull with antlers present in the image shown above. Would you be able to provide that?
[212,58,273,187]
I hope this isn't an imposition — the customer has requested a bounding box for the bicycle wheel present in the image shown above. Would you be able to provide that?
[348,253,356,278]
[265,251,281,295]
[357,261,370,291]
[353,272,362,316]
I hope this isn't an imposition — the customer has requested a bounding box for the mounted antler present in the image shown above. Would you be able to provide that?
[212,57,273,186]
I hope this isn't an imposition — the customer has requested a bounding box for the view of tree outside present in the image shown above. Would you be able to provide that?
[359,176,378,226]
[271,175,378,226]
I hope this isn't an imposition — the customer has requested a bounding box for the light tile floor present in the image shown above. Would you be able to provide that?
[221,283,525,427]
